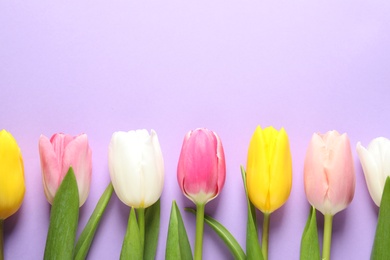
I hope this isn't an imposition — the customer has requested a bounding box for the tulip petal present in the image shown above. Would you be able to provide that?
[269,128,292,213]
[357,142,383,206]
[39,134,62,204]
[214,131,226,198]
[304,133,329,214]
[177,131,192,195]
[247,126,270,212]
[324,133,355,215]
[63,134,92,206]
[368,138,390,194]
[109,131,143,207]
[142,131,164,208]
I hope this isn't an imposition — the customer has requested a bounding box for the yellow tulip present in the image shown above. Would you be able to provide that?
[0,130,25,220]
[246,126,292,214]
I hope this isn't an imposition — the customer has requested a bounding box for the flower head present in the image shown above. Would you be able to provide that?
[357,137,390,207]
[109,129,164,208]
[39,133,92,206]
[304,131,355,215]
[0,130,25,219]
[246,126,292,214]
[177,128,226,205]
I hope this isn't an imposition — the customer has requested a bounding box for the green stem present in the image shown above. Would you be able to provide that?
[195,203,205,260]
[136,207,145,258]
[262,213,270,260]
[322,214,333,260]
[0,219,3,260]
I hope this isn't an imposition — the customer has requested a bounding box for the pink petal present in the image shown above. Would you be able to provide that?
[62,134,92,206]
[325,133,355,214]
[304,133,329,212]
[38,135,61,203]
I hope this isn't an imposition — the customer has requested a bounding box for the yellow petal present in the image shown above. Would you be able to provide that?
[268,128,292,213]
[247,126,270,212]
[0,130,25,219]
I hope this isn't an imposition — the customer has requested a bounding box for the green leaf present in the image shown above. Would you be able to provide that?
[120,207,142,260]
[165,201,193,260]
[44,167,79,260]
[185,208,246,260]
[74,183,114,260]
[371,176,390,260]
[241,166,263,260]
[300,206,320,260]
[144,199,161,260]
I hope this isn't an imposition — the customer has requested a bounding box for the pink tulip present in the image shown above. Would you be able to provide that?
[304,130,355,216]
[177,128,226,205]
[39,133,92,206]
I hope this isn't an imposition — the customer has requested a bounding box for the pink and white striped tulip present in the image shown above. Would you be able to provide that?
[177,128,226,205]
[39,133,92,206]
[304,131,355,216]
[357,137,390,207]
[108,129,164,208]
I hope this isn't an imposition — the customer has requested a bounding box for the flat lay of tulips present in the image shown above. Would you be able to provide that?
[2,126,390,260]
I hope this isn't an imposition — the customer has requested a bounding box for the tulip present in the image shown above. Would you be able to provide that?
[108,129,164,257]
[245,126,292,260]
[357,137,390,207]
[177,128,226,260]
[177,128,226,205]
[304,131,355,215]
[39,133,92,206]
[0,130,25,259]
[304,130,355,260]
[108,129,164,209]
[246,126,292,214]
[0,130,25,220]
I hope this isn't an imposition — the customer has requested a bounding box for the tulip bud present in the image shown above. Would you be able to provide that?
[246,126,292,214]
[39,133,92,206]
[108,129,164,208]
[0,130,25,220]
[177,128,226,205]
[357,137,390,207]
[304,131,355,216]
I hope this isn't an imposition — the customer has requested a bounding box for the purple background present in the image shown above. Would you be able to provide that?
[1,1,390,259]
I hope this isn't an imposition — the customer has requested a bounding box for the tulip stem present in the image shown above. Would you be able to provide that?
[195,203,205,260]
[0,219,3,260]
[136,208,145,258]
[262,213,270,260]
[322,214,333,260]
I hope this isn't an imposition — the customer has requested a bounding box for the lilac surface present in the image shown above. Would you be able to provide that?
[1,1,390,259]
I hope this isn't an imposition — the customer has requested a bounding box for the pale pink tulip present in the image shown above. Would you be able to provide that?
[39,133,92,206]
[304,130,355,215]
[177,128,226,205]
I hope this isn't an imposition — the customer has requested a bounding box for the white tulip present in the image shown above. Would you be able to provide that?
[356,137,390,207]
[108,129,164,208]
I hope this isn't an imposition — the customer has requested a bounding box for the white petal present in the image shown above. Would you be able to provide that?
[357,142,382,206]
[141,135,164,207]
[109,131,143,207]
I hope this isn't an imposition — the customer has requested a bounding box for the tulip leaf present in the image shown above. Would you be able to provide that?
[120,207,142,260]
[185,207,246,260]
[165,201,193,260]
[74,183,114,260]
[144,199,161,260]
[371,176,390,260]
[44,167,79,260]
[300,206,320,260]
[241,166,263,260]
